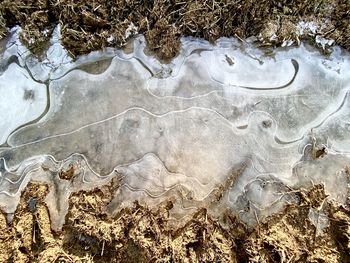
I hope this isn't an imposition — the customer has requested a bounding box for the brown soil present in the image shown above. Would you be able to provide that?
[0,179,349,262]
[0,0,349,59]
[246,185,350,263]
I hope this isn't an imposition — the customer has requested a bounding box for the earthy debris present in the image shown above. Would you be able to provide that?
[0,178,348,262]
[0,0,349,59]
[245,185,349,263]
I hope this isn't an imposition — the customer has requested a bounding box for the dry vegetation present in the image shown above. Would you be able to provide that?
[0,0,349,59]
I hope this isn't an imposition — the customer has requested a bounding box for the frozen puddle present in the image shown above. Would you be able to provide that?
[0,28,349,230]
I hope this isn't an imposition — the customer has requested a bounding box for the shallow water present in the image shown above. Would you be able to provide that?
[0,27,349,230]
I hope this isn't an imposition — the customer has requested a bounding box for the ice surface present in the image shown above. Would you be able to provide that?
[0,63,47,145]
[0,29,349,230]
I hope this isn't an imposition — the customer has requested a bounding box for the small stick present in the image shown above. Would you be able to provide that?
[101,240,105,256]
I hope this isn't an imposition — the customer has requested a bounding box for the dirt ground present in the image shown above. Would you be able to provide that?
[0,179,348,263]
[0,0,349,59]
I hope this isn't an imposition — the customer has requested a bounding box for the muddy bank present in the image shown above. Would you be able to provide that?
[0,0,349,59]
[0,180,348,262]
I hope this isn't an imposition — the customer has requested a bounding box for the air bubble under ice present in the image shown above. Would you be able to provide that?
[0,28,349,230]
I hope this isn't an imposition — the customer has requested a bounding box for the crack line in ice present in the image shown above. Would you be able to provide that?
[211,59,299,90]
[8,107,237,148]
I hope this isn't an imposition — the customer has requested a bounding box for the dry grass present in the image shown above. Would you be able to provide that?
[0,0,349,59]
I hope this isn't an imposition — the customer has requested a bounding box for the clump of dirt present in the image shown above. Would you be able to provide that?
[58,165,75,180]
[63,178,240,262]
[0,176,349,262]
[0,178,240,262]
[0,210,12,262]
[0,0,349,59]
[0,0,54,56]
[246,185,350,262]
[1,183,93,262]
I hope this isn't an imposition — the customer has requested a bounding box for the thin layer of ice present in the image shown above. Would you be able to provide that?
[0,30,349,230]
[0,63,47,145]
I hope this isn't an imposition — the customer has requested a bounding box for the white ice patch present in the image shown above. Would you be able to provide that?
[297,21,319,35]
[0,63,47,145]
[316,35,335,49]
[125,22,138,39]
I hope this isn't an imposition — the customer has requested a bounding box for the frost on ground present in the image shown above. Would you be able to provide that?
[0,29,349,262]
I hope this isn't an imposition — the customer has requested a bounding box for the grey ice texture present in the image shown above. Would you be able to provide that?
[0,27,349,230]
